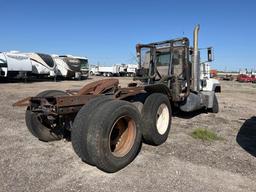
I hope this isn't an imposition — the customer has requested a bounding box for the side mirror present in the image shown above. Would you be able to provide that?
[207,47,213,62]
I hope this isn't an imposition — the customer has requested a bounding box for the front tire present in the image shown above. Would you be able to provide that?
[210,94,219,113]
[141,93,172,146]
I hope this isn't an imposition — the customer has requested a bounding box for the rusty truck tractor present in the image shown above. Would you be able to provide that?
[14,25,219,173]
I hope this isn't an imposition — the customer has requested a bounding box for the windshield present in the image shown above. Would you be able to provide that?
[0,59,7,67]
[139,47,171,77]
[37,53,55,68]
[0,54,7,67]
[80,59,88,69]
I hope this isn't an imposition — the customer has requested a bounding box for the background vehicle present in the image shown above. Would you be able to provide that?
[210,69,217,78]
[90,64,138,77]
[0,51,32,79]
[15,25,219,173]
[119,64,138,76]
[200,62,221,92]
[90,65,120,76]
[79,56,89,78]
[25,52,57,78]
[222,74,234,81]
[237,74,252,82]
[252,75,256,83]
[0,51,89,80]
[53,55,89,79]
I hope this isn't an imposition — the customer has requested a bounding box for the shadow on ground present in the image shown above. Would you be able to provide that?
[173,108,207,119]
[236,116,256,157]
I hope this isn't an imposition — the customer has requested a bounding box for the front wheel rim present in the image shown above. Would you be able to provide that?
[156,103,170,135]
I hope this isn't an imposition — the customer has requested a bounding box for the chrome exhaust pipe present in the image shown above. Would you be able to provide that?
[192,24,200,91]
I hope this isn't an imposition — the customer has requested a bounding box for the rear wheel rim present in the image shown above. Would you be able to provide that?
[156,103,169,135]
[109,116,136,157]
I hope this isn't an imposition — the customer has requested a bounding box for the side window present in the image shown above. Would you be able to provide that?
[172,48,185,65]
[172,47,186,77]
[156,52,170,76]
[141,48,151,69]
[157,53,170,66]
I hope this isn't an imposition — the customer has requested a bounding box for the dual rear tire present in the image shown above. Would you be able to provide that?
[72,98,143,173]
[71,93,172,172]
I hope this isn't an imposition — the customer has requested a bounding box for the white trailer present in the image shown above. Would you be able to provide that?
[25,52,57,77]
[0,51,32,78]
[113,64,138,77]
[53,55,89,79]
[126,64,138,76]
[89,65,99,76]
[90,65,120,76]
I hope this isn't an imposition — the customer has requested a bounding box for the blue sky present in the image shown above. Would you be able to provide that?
[0,0,255,71]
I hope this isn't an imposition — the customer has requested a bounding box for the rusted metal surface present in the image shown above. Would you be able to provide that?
[13,97,31,107]
[114,87,146,100]
[77,79,119,95]
[13,79,127,116]
[54,86,145,113]
[110,116,136,157]
[65,89,80,95]
[57,105,87,115]
[14,79,119,108]
[14,77,174,117]
[13,78,170,112]
[55,95,97,107]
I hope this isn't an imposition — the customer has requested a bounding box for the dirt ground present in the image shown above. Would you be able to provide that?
[0,77,256,192]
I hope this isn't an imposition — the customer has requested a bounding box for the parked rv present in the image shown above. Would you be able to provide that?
[0,51,90,80]
[25,52,57,78]
[53,55,89,79]
[0,51,32,79]
[78,56,89,78]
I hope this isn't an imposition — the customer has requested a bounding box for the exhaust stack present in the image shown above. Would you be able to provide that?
[192,24,200,91]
